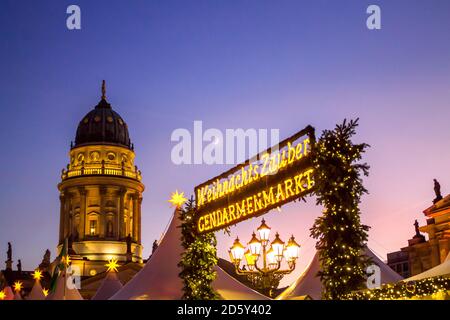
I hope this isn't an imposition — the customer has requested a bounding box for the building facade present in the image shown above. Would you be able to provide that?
[401,195,450,276]
[387,250,410,278]
[57,82,144,276]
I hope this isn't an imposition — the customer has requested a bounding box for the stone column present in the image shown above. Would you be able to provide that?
[59,193,66,244]
[63,194,70,240]
[79,187,87,240]
[138,195,143,243]
[430,239,440,267]
[132,194,138,241]
[118,188,126,239]
[68,198,73,237]
[438,239,448,264]
[99,186,107,238]
[408,249,421,276]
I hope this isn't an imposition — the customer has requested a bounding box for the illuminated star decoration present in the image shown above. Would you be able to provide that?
[13,281,23,292]
[42,288,49,297]
[0,290,5,300]
[61,255,71,267]
[33,269,43,281]
[168,190,187,208]
[105,258,119,273]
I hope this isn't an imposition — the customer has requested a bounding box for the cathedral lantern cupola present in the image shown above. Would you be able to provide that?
[58,81,144,276]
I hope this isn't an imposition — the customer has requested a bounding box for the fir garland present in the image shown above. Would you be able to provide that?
[343,276,450,300]
[310,119,371,300]
[178,197,220,300]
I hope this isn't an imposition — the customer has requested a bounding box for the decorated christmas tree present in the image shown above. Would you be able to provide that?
[178,197,219,300]
[310,119,371,300]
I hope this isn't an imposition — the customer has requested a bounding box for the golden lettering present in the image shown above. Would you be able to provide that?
[198,216,205,232]
[284,178,295,197]
[246,196,254,215]
[228,204,237,220]
[276,183,285,202]
[254,194,263,212]
[263,188,275,207]
[236,200,245,217]
[261,153,270,177]
[296,143,303,160]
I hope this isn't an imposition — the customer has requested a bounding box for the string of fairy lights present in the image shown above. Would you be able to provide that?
[310,119,371,299]
[178,197,220,300]
[344,276,450,300]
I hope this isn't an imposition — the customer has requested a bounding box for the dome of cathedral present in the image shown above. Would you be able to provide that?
[74,81,132,149]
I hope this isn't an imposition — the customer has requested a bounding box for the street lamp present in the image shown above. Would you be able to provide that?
[229,219,301,297]
[257,219,271,244]
[248,232,261,256]
[230,237,245,263]
[271,233,285,262]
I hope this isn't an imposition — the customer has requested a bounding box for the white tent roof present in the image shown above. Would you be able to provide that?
[277,247,403,300]
[27,280,46,300]
[276,251,321,300]
[3,286,14,300]
[365,247,404,284]
[111,209,268,300]
[14,290,22,300]
[91,271,123,300]
[46,272,83,300]
[403,252,450,281]
[214,266,269,300]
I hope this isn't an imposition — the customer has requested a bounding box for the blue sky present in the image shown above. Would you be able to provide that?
[0,0,449,286]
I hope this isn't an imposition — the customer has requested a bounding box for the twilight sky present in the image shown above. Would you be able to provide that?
[0,0,449,287]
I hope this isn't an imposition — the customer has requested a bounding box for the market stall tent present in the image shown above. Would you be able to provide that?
[46,272,83,300]
[110,209,268,300]
[277,247,403,300]
[2,286,14,300]
[27,279,46,300]
[91,271,123,300]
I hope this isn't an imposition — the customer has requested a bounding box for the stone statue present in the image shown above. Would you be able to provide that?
[433,179,443,203]
[152,240,158,254]
[411,219,426,244]
[43,249,51,264]
[7,242,12,261]
[414,220,420,236]
[39,249,51,271]
[126,233,132,254]
[17,259,22,273]
[5,242,12,270]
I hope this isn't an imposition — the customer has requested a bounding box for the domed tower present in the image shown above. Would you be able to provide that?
[58,81,144,276]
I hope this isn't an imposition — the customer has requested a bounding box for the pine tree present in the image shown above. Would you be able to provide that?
[310,119,370,300]
[178,197,219,300]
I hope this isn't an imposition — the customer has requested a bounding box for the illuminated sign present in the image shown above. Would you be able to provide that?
[195,126,315,233]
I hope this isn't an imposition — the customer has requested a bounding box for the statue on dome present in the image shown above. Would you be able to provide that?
[7,242,12,261]
[152,240,158,254]
[17,259,22,273]
[126,233,132,254]
[5,242,12,270]
[433,179,443,203]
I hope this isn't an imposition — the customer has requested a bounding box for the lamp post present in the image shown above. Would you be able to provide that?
[229,219,301,297]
